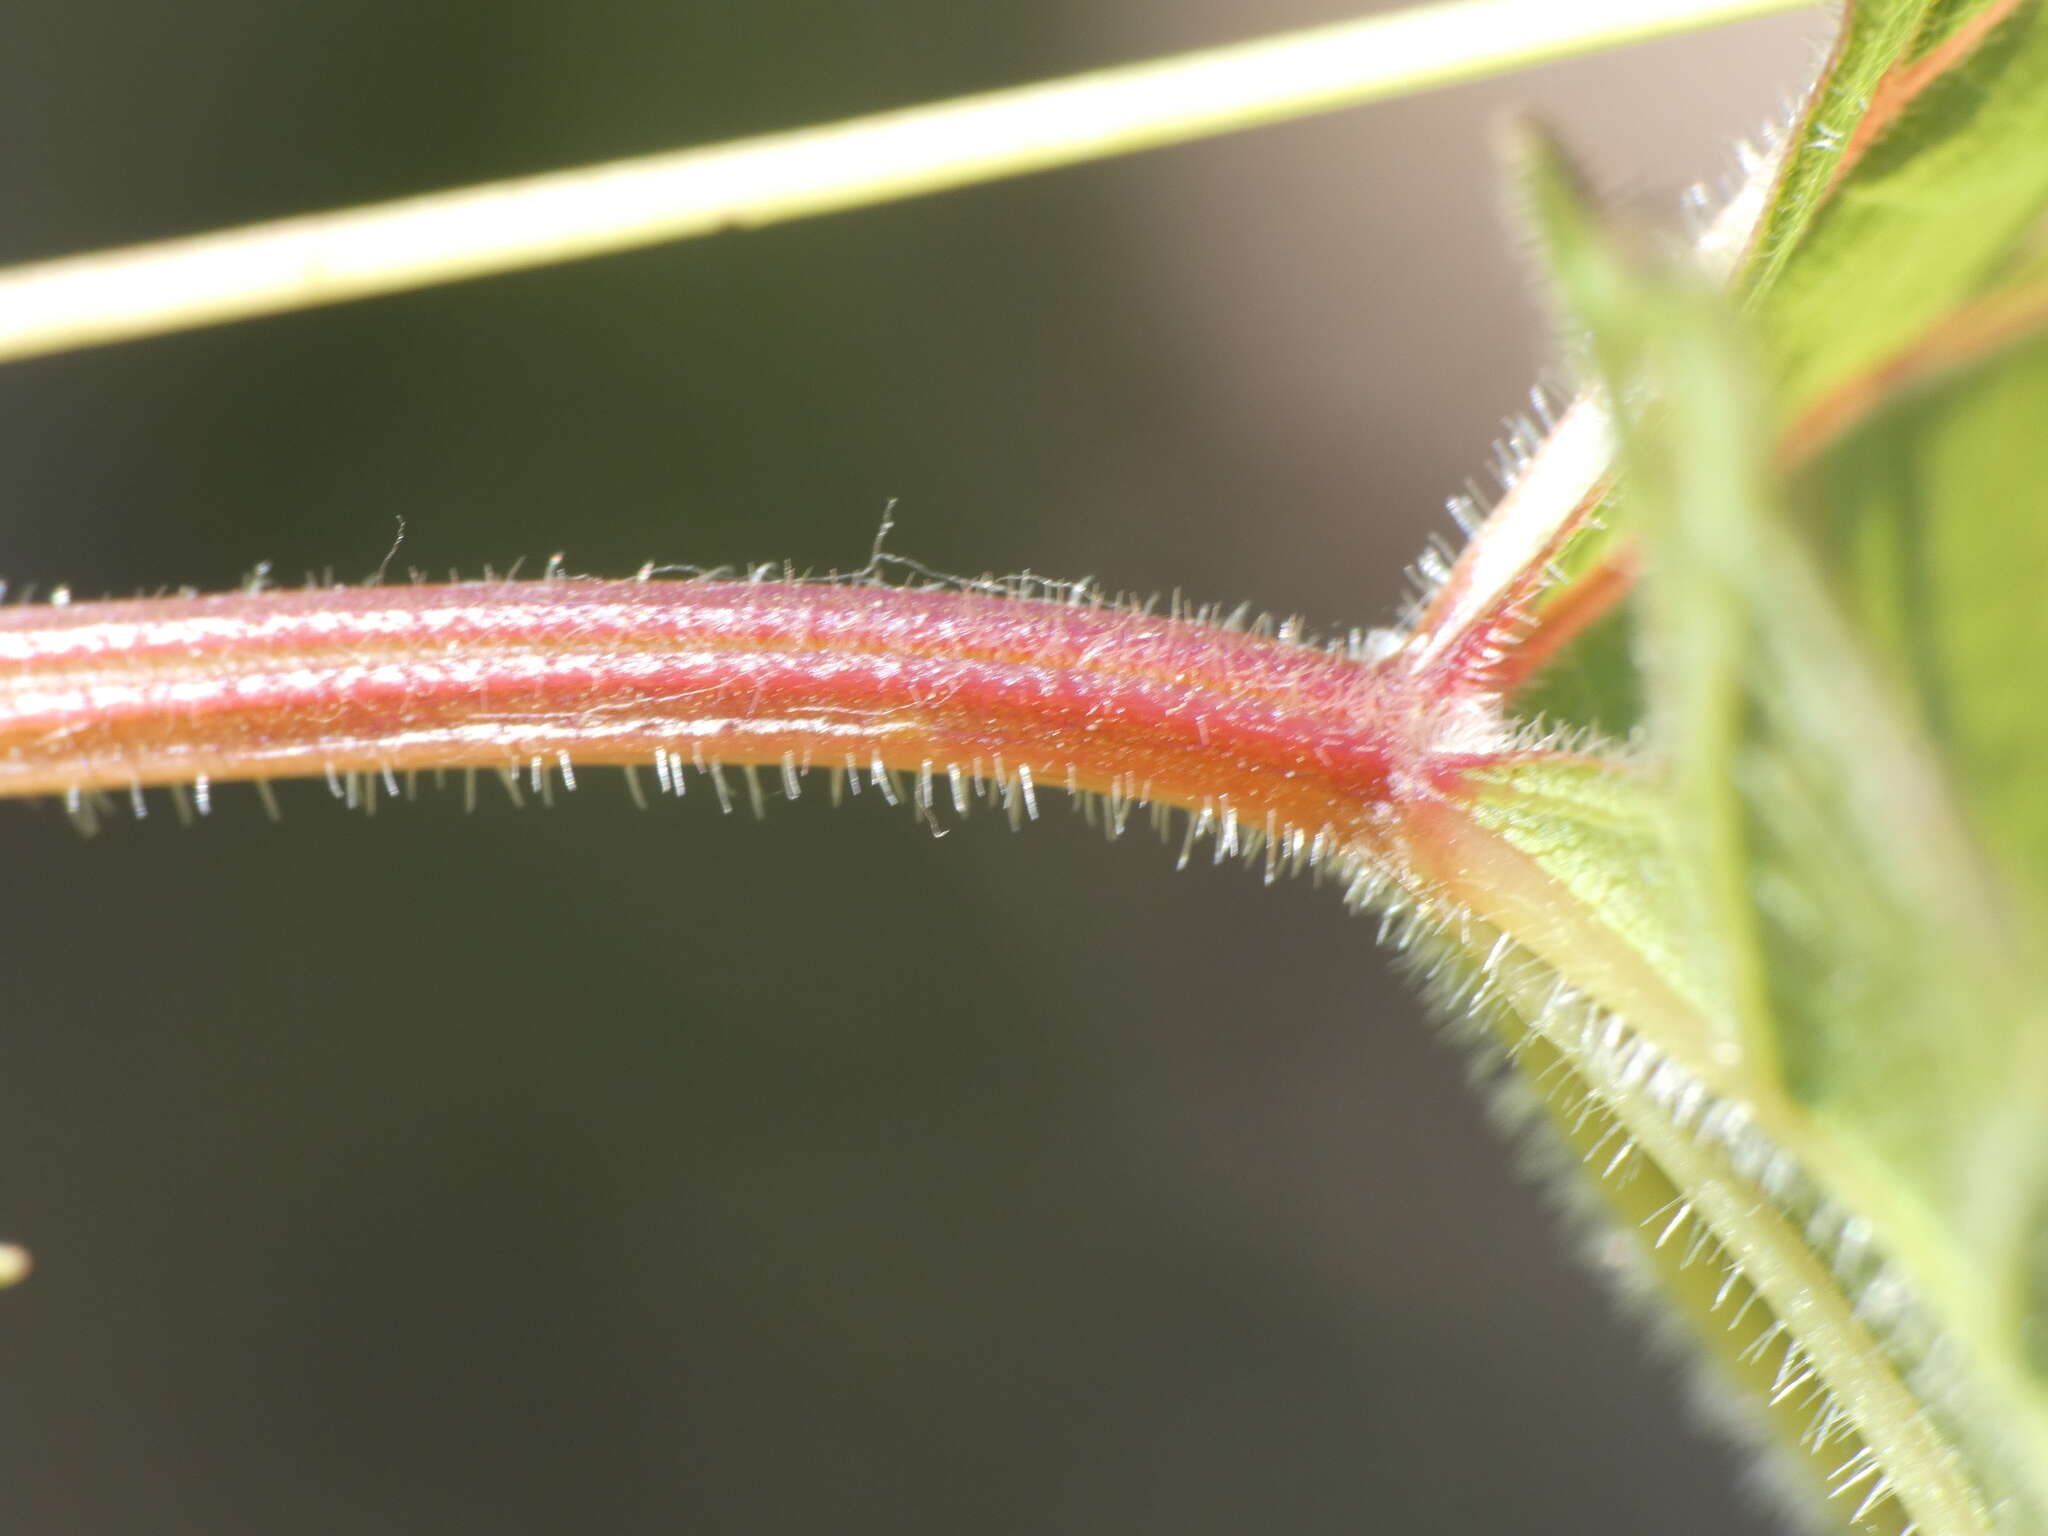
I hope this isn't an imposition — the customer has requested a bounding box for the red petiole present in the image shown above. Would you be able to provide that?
[0,573,1583,881]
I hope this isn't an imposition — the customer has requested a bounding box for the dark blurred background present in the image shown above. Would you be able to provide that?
[0,4,1822,1532]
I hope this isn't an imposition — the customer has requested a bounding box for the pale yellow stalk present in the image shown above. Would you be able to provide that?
[0,0,1811,364]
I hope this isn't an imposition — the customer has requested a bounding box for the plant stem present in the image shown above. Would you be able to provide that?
[0,0,1812,364]
[0,578,1510,868]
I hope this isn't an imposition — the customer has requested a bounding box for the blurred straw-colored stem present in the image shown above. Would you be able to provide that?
[0,0,1808,364]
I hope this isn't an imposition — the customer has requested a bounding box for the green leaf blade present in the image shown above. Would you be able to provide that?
[1745,0,2048,412]
[1792,287,2048,914]
[1505,121,2048,1533]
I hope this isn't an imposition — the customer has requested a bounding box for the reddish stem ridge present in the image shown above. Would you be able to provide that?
[0,579,1509,855]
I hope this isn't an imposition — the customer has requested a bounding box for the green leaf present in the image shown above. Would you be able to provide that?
[1519,0,2048,743]
[1745,0,2048,413]
[1738,0,2020,315]
[1513,122,2048,1533]
[1790,280,2048,913]
[1507,45,2048,1515]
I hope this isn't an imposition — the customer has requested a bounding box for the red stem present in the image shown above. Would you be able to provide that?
[1483,542,1640,699]
[0,578,1515,866]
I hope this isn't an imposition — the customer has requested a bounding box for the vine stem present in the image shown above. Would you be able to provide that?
[0,0,1811,363]
[0,578,1512,859]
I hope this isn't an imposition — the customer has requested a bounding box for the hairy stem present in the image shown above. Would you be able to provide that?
[0,578,1512,867]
